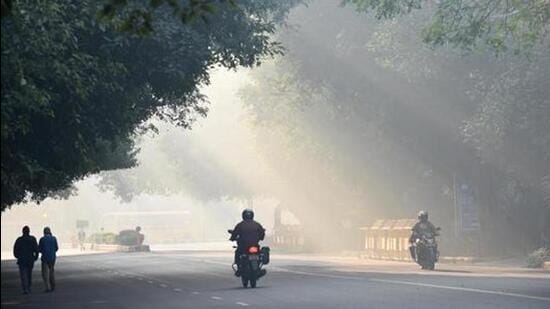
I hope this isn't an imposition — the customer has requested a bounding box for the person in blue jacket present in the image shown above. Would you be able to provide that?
[38,227,58,292]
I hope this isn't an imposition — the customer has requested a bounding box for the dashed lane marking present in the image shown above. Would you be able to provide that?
[173,288,182,292]
[159,284,168,288]
[192,291,200,295]
[236,302,249,306]
[211,296,223,300]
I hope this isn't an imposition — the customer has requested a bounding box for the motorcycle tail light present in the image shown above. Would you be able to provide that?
[248,246,259,254]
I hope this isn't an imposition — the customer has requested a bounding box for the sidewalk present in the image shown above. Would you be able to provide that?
[1,248,102,261]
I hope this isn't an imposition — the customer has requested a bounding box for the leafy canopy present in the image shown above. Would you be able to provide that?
[0,0,299,210]
[345,0,550,54]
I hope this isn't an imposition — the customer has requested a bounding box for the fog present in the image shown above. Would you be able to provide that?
[1,70,281,251]
[2,1,548,258]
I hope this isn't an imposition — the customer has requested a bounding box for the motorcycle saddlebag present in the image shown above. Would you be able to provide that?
[260,247,270,264]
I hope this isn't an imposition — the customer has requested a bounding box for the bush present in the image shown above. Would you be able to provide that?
[527,247,550,268]
[89,232,118,244]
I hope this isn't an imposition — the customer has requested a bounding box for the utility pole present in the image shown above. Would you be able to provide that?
[453,173,459,238]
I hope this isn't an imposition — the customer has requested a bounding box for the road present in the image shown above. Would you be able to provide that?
[2,251,549,308]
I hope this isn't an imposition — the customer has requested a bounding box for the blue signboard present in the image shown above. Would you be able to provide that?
[455,183,480,232]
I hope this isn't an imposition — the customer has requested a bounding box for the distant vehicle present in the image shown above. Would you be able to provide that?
[411,228,440,270]
[228,229,269,288]
[99,211,191,244]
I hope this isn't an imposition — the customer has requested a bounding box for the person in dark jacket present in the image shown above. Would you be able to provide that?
[230,209,265,276]
[38,227,58,292]
[13,226,39,294]
[410,211,438,242]
[409,211,439,260]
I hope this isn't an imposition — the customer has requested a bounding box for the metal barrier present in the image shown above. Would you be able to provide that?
[269,225,305,251]
[360,219,416,260]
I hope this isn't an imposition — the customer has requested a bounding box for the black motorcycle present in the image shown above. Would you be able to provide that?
[228,229,269,288]
[412,228,440,270]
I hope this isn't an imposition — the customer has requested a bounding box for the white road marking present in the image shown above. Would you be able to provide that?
[271,266,362,280]
[192,291,200,295]
[137,278,143,281]
[148,281,154,284]
[274,266,550,303]
[173,288,182,292]
[211,296,223,300]
[159,284,168,288]
[369,278,550,302]
[236,302,249,306]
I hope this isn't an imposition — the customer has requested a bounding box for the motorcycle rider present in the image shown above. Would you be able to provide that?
[409,210,438,260]
[230,209,265,276]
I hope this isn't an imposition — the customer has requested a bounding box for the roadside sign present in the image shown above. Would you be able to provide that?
[455,183,480,232]
[76,220,89,229]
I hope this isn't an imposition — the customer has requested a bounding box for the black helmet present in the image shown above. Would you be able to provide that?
[242,208,254,220]
[418,210,428,222]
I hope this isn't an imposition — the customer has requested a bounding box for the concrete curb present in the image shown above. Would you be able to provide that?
[439,256,479,264]
[358,252,482,264]
[90,244,151,252]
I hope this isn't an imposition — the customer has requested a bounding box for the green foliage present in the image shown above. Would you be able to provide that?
[240,1,550,252]
[0,0,12,17]
[527,247,550,268]
[346,0,550,54]
[1,0,299,210]
[99,0,235,35]
[344,0,422,19]
[89,232,118,244]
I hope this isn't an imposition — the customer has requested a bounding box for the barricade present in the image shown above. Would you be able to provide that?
[359,219,416,261]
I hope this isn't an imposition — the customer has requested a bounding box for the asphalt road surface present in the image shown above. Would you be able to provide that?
[2,251,549,308]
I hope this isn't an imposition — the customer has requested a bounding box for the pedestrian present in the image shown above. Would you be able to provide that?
[38,227,58,292]
[135,226,144,246]
[13,226,39,294]
[78,229,86,251]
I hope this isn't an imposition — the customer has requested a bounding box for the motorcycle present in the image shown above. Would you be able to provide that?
[411,228,440,270]
[228,229,269,288]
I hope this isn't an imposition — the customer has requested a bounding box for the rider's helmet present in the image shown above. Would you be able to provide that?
[242,208,254,220]
[418,210,428,222]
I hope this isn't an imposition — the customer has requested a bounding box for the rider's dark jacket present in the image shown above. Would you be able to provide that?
[230,219,265,249]
[410,220,437,243]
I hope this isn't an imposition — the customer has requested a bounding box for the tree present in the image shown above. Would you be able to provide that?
[346,0,550,54]
[0,0,299,210]
[238,0,549,252]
